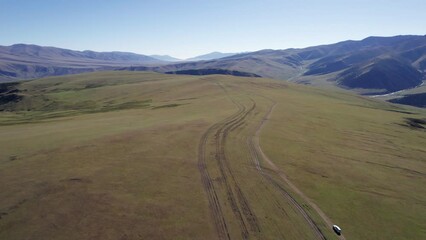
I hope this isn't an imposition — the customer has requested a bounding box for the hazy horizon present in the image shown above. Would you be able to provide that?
[1,0,426,59]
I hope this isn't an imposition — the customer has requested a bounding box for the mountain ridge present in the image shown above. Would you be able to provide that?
[2,35,426,108]
[139,35,426,95]
[0,44,165,81]
[149,54,182,62]
[185,51,238,61]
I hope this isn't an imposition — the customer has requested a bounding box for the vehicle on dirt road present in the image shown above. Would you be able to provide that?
[332,225,342,235]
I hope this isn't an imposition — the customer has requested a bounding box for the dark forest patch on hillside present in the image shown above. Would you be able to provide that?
[399,117,426,130]
[165,69,261,78]
[0,82,23,107]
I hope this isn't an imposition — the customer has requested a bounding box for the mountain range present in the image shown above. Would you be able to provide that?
[149,55,181,62]
[134,35,425,95]
[149,52,239,62]
[1,35,425,107]
[184,52,238,61]
[0,44,165,81]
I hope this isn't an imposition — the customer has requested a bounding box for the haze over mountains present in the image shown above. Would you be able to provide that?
[1,35,426,107]
[149,52,239,62]
[184,52,238,61]
[0,46,239,81]
[0,44,165,81]
[140,35,426,95]
[149,55,181,62]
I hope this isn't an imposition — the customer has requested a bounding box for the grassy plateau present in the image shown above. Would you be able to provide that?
[0,71,425,240]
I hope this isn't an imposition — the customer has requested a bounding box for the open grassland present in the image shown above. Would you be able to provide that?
[258,87,426,240]
[0,71,425,239]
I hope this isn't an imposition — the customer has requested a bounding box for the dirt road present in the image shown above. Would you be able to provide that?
[198,84,259,239]
[198,82,344,239]
[249,98,347,240]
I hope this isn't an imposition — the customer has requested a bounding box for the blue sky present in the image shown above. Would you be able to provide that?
[1,0,425,59]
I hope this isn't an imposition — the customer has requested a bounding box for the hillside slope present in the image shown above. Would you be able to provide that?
[0,72,425,240]
[2,35,426,106]
[130,35,426,95]
[0,44,163,81]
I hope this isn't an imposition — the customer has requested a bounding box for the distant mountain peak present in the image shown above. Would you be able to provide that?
[149,55,182,62]
[185,52,238,61]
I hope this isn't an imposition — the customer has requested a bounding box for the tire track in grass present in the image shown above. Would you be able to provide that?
[246,101,326,240]
[198,82,260,239]
[199,81,342,239]
[248,97,346,240]
[198,102,244,240]
[214,98,260,238]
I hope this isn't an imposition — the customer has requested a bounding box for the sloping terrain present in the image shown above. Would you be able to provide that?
[0,72,425,240]
[134,49,303,80]
[389,92,426,107]
[3,36,426,107]
[0,44,164,82]
[337,58,423,94]
[126,35,426,97]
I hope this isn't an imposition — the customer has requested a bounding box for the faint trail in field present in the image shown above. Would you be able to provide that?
[214,98,261,238]
[198,82,260,240]
[249,98,347,240]
[199,80,345,240]
[198,103,245,240]
[199,127,232,240]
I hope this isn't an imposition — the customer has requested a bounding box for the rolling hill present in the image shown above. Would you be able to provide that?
[0,44,164,82]
[2,36,426,107]
[0,72,425,239]
[389,92,426,107]
[4,36,426,94]
[139,35,426,95]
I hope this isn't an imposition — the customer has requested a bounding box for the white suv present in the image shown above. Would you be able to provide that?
[332,225,342,236]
